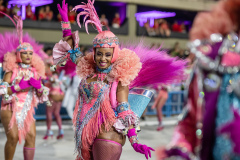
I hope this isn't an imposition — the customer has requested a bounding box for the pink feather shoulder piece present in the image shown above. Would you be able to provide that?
[76,49,142,86]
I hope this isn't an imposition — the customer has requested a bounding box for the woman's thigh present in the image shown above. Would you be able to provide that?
[0,109,18,139]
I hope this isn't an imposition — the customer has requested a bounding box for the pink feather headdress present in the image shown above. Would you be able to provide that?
[0,11,34,62]
[72,0,120,63]
[0,12,47,78]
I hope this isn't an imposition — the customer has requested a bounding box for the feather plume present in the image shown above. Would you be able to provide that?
[14,16,23,44]
[0,32,46,62]
[121,41,187,89]
[0,11,16,27]
[72,0,102,34]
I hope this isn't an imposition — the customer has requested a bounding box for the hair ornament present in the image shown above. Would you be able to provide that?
[93,36,119,47]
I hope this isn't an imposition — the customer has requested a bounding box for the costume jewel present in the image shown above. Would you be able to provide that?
[188,32,240,74]
[16,43,33,52]
[19,63,31,69]
[61,21,71,30]
[68,47,83,64]
[93,36,119,46]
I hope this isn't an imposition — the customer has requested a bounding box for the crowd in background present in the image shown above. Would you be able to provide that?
[99,13,121,29]
[169,42,190,59]
[144,19,190,37]
[150,42,190,60]
[0,0,191,32]
[0,0,122,29]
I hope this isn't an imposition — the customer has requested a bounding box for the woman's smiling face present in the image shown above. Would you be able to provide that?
[95,48,113,69]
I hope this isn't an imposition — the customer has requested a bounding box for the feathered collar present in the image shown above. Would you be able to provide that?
[3,51,46,79]
[76,48,142,86]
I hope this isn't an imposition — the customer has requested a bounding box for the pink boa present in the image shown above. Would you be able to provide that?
[76,49,141,86]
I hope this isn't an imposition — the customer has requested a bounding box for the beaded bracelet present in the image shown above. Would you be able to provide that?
[61,21,71,30]
[0,81,9,95]
[13,84,21,92]
[37,85,44,93]
[116,102,130,113]
[129,135,139,145]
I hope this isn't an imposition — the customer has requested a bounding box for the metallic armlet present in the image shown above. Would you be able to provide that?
[129,135,139,145]
[0,82,9,95]
[0,82,12,102]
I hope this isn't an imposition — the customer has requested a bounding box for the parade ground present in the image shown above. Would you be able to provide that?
[0,116,177,160]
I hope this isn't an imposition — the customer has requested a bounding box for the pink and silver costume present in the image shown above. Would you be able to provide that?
[0,16,49,144]
[53,0,186,159]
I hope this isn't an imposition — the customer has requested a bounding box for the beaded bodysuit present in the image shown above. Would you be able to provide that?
[73,76,116,160]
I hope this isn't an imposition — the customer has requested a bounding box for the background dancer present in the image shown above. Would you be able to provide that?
[43,58,65,140]
[157,0,240,159]
[151,86,168,131]
[0,14,49,160]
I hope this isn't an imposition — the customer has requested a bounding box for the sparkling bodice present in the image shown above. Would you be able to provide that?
[79,79,110,104]
[12,67,35,107]
[13,67,35,85]
[75,78,114,158]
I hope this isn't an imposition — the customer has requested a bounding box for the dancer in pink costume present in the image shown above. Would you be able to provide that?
[43,57,65,140]
[151,86,168,131]
[0,15,49,160]
[52,0,186,159]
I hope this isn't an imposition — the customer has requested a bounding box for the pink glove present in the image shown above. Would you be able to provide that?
[132,143,155,159]
[57,0,69,22]
[11,76,31,93]
[127,128,155,159]
[57,0,71,37]
[219,109,240,154]
[29,77,42,89]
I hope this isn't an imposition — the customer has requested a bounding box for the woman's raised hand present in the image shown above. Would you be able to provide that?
[57,0,69,22]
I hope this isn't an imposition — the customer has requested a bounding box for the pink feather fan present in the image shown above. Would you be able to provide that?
[72,0,102,34]
[123,41,187,89]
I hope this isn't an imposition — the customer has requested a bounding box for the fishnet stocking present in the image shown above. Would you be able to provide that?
[92,139,122,160]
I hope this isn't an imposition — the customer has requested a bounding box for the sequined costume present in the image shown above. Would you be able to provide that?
[0,12,49,160]
[157,0,240,159]
[0,62,49,143]
[53,0,186,159]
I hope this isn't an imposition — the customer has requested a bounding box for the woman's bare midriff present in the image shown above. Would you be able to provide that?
[97,125,126,146]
